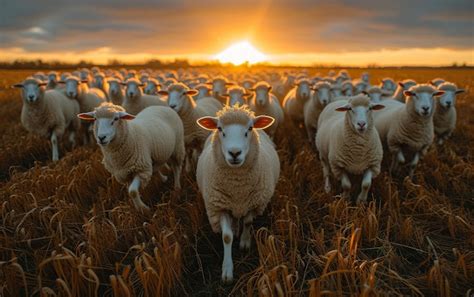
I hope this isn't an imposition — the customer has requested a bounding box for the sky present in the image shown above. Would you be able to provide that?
[0,0,473,66]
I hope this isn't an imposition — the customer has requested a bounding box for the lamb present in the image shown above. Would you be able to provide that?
[303,81,331,144]
[315,95,385,202]
[433,82,464,145]
[222,86,252,106]
[373,84,445,178]
[77,103,184,213]
[248,81,284,138]
[12,77,80,161]
[158,83,222,172]
[193,83,212,101]
[122,78,167,115]
[93,72,110,101]
[390,79,417,102]
[107,78,125,105]
[143,78,161,95]
[430,78,445,87]
[196,105,279,283]
[282,78,312,123]
[380,78,397,96]
[207,76,234,104]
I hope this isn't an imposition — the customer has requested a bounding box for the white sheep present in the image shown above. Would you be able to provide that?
[342,81,354,96]
[207,76,234,103]
[282,78,312,123]
[143,78,161,95]
[122,78,167,115]
[361,72,370,85]
[390,79,417,102]
[13,77,80,161]
[330,83,343,98]
[353,79,369,95]
[193,83,212,101]
[433,82,464,145]
[316,95,385,202]
[380,77,397,96]
[93,72,110,101]
[241,79,255,90]
[46,71,59,90]
[222,86,252,106]
[77,103,185,213]
[196,105,279,283]
[107,78,124,105]
[373,84,445,178]
[248,81,284,138]
[430,78,446,87]
[158,83,222,172]
[303,81,331,144]
[363,86,386,103]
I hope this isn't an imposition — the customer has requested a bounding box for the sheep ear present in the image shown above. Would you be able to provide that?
[120,82,127,86]
[58,81,65,84]
[361,91,369,96]
[39,82,48,87]
[186,90,198,96]
[335,104,351,112]
[253,115,275,129]
[225,82,234,86]
[220,94,230,98]
[81,80,88,84]
[398,82,405,88]
[370,104,385,111]
[429,80,436,86]
[77,112,96,121]
[247,88,255,92]
[455,89,465,94]
[267,86,272,92]
[433,91,445,97]
[158,90,169,96]
[118,111,135,120]
[197,116,218,130]
[11,83,23,88]
[205,82,213,86]
[139,83,145,87]
[243,93,253,98]
[403,90,415,97]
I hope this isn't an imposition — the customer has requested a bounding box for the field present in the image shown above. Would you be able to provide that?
[0,68,473,296]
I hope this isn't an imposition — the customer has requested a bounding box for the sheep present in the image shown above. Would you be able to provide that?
[93,72,110,101]
[222,86,252,106]
[303,81,331,144]
[373,84,445,178]
[433,82,464,145]
[79,69,93,87]
[380,78,397,96]
[330,83,343,98]
[241,79,255,90]
[316,95,385,202]
[196,105,279,283]
[342,81,354,96]
[46,71,59,90]
[193,84,212,101]
[60,72,71,81]
[353,79,369,95]
[143,78,161,95]
[140,73,150,84]
[33,72,47,82]
[77,103,184,213]
[273,74,296,100]
[361,72,370,85]
[207,76,234,104]
[107,78,125,105]
[158,83,222,172]
[12,77,80,161]
[430,78,446,87]
[362,86,386,103]
[248,81,284,138]
[282,78,312,123]
[390,79,417,102]
[122,78,167,115]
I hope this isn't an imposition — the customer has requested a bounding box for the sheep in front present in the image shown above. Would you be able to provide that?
[303,81,331,144]
[12,77,80,161]
[158,83,222,172]
[107,78,125,105]
[248,81,284,138]
[373,84,445,178]
[196,105,280,283]
[316,95,385,202]
[283,78,312,124]
[122,78,167,115]
[433,82,464,145]
[222,86,252,106]
[77,103,185,213]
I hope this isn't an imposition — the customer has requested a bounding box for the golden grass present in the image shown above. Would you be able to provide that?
[0,68,473,296]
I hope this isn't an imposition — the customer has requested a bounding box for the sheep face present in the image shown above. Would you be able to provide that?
[331,87,343,98]
[361,73,370,83]
[210,79,233,98]
[94,75,105,89]
[399,81,416,91]
[196,86,210,99]
[78,111,135,146]
[144,81,158,95]
[438,88,464,109]
[13,80,46,103]
[254,87,271,106]
[165,89,198,112]
[336,101,384,134]
[197,114,274,168]
[296,81,311,100]
[313,86,330,105]
[242,81,254,90]
[48,74,58,83]
[125,82,144,99]
[342,84,353,96]
[65,79,80,99]
[369,92,381,103]
[354,82,367,95]
[381,79,396,92]
[404,89,443,117]
[108,81,122,96]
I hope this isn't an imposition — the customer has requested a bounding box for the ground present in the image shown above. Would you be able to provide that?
[0,68,473,296]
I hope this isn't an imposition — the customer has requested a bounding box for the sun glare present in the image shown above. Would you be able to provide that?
[215,41,267,65]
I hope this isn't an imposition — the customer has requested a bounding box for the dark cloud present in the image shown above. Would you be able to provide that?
[0,0,472,55]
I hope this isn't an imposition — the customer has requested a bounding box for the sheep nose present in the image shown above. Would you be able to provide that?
[98,135,106,142]
[446,102,451,107]
[28,95,35,100]
[170,104,177,109]
[228,150,242,159]
[357,122,366,129]
[422,106,430,112]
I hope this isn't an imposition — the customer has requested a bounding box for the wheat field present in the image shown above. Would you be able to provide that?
[0,68,473,296]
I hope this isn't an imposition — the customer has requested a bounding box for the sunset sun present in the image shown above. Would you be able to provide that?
[215,41,267,65]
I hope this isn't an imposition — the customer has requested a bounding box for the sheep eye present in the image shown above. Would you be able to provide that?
[248,126,253,131]
[217,127,222,132]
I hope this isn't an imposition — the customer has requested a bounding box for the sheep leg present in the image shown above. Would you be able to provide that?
[220,213,234,284]
[128,176,150,213]
[239,211,254,251]
[340,172,351,199]
[68,131,76,148]
[357,170,373,204]
[184,155,192,174]
[153,164,168,183]
[321,160,332,193]
[171,161,182,190]
[390,150,405,175]
[437,137,444,146]
[51,132,59,161]
[408,152,420,179]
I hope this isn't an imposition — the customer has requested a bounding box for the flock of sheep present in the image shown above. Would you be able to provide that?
[12,67,464,283]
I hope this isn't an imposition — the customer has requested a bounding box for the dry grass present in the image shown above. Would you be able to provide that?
[0,68,473,296]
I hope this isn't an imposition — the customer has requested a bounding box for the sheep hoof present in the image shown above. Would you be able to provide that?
[239,236,251,251]
[356,195,367,204]
[221,262,234,284]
